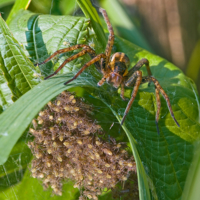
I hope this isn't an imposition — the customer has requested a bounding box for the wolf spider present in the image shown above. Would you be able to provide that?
[36,8,179,134]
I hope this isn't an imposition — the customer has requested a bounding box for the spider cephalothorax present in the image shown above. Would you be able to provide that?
[36,8,180,134]
[98,52,130,88]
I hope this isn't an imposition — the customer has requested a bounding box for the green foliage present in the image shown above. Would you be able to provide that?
[6,0,31,25]
[0,1,199,200]
[186,40,200,83]
[0,66,12,113]
[182,141,200,200]
[100,0,152,52]
[0,15,39,99]
[77,0,107,49]
[0,0,14,7]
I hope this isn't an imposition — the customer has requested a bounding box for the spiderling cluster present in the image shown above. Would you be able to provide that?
[28,91,137,200]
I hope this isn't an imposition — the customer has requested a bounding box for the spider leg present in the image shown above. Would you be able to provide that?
[142,76,180,128]
[120,83,128,101]
[127,58,152,80]
[44,47,100,80]
[155,87,161,134]
[97,74,109,86]
[99,8,114,64]
[64,53,106,85]
[121,71,142,125]
[35,44,94,66]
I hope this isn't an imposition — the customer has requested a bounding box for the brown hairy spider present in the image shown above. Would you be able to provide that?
[36,8,179,134]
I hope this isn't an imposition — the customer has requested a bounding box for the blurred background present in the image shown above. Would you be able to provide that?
[1,0,200,93]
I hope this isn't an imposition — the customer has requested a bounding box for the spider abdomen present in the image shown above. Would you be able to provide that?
[110,52,130,69]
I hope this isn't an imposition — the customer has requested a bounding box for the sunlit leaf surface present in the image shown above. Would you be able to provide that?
[0,67,12,113]
[0,16,39,99]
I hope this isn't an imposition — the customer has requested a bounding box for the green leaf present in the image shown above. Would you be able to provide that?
[182,140,200,200]
[0,57,13,112]
[0,132,32,191]
[8,10,91,76]
[6,0,31,25]
[100,0,152,52]
[1,159,80,199]
[76,0,107,49]
[0,8,199,200]
[113,37,200,199]
[116,115,151,200]
[0,15,40,99]
[60,0,77,15]
[0,0,14,7]
[186,40,200,82]
[0,69,13,113]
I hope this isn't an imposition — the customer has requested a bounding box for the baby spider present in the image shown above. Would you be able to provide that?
[35,8,180,134]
